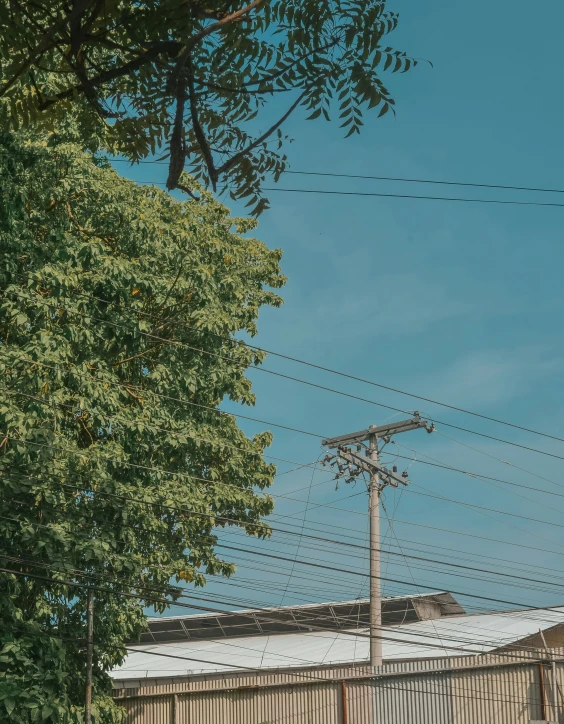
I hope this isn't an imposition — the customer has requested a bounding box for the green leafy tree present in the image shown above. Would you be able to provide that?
[0,130,285,721]
[0,0,420,213]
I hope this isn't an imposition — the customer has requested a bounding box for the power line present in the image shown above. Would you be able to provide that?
[8,433,564,549]
[24,149,564,198]
[380,441,564,554]
[10,467,564,593]
[403,486,564,531]
[7,449,564,592]
[99,164,564,207]
[11,354,564,527]
[375,515,564,558]
[263,186,564,209]
[8,272,564,446]
[282,169,564,196]
[206,552,564,627]
[2,504,514,615]
[2,387,324,477]
[0,434,337,516]
[5,534,560,653]
[216,543,564,614]
[6,559,559,669]
[433,429,564,491]
[384,451,564,499]
[279,453,322,606]
[221,544,556,604]
[0,559,510,659]
[220,544,564,616]
[110,157,564,197]
[217,529,564,599]
[7,438,564,582]
[8,480,557,624]
[5,353,323,439]
[378,444,564,555]
[204,533,560,604]
[8,172,564,457]
[7,287,564,465]
[13,435,564,580]
[220,514,564,592]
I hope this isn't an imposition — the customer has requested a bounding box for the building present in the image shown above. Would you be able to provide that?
[112,592,564,723]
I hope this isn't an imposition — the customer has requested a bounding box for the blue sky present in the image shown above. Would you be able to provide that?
[120,0,564,618]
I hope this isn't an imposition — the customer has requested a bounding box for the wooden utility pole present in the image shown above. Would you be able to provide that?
[322,413,434,667]
[85,589,94,724]
[368,432,382,666]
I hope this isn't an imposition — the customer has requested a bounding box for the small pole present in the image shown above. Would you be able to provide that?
[369,433,382,668]
[341,680,348,724]
[552,659,558,722]
[539,626,558,721]
[539,662,547,722]
[85,589,94,724]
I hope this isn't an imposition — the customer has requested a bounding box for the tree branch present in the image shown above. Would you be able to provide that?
[166,74,188,190]
[193,77,287,96]
[113,344,164,368]
[217,88,308,176]
[66,56,117,118]
[169,0,268,88]
[38,43,179,110]
[177,183,200,200]
[239,34,343,88]
[156,257,186,314]
[185,57,218,190]
[186,0,266,50]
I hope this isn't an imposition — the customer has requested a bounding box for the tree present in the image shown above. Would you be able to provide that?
[0,130,285,721]
[0,0,419,214]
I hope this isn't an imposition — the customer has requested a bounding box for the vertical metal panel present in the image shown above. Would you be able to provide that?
[372,672,452,724]
[121,694,172,724]
[347,679,374,723]
[556,659,564,724]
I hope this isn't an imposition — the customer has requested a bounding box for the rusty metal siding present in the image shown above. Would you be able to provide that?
[114,650,564,724]
[174,682,339,724]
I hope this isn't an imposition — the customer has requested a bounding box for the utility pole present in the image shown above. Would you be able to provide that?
[539,627,559,722]
[322,412,434,667]
[368,432,382,666]
[85,589,94,724]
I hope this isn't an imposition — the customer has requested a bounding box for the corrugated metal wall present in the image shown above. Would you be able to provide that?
[179,681,340,724]
[114,650,564,724]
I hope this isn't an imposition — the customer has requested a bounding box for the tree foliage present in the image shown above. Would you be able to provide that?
[0,0,419,213]
[0,131,285,721]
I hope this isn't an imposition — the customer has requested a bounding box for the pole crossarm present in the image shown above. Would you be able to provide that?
[321,412,434,449]
[336,448,410,487]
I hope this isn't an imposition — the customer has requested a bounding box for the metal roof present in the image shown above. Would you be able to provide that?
[135,592,464,644]
[112,604,564,682]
